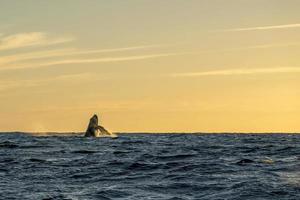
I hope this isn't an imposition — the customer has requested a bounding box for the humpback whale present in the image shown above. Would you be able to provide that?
[84,114,115,137]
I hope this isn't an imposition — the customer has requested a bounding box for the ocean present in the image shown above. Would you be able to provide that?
[0,133,300,200]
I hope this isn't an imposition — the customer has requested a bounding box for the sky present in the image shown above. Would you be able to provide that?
[0,0,300,133]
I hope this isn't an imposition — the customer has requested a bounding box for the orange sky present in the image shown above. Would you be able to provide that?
[0,1,299,132]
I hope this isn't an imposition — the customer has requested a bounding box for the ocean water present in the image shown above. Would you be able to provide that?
[1,133,300,200]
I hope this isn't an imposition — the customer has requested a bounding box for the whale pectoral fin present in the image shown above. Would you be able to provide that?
[97,126,111,135]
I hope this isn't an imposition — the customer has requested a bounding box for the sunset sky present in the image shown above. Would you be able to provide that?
[0,0,299,132]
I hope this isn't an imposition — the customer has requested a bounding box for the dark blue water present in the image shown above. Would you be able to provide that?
[1,133,300,200]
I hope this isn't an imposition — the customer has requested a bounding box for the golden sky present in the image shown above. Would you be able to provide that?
[0,0,299,132]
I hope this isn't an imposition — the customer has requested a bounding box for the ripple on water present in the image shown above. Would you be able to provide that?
[0,133,300,199]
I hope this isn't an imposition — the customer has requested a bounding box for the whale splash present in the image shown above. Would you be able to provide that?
[84,114,117,138]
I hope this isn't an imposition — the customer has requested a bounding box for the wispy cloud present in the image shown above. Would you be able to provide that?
[3,29,300,72]
[0,48,76,66]
[37,52,184,66]
[0,32,74,51]
[221,23,300,32]
[2,39,300,71]
[0,44,164,66]
[0,72,97,92]
[170,67,300,77]
[244,42,300,49]
[1,52,188,70]
[78,44,163,54]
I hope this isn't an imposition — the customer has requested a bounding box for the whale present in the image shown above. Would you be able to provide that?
[84,114,117,138]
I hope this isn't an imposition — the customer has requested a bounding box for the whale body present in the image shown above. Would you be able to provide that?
[84,114,117,138]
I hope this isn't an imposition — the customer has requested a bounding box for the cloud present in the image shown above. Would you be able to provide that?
[2,41,300,71]
[78,44,163,54]
[220,23,300,32]
[0,32,74,51]
[0,48,76,66]
[170,67,300,77]
[37,52,184,65]
[1,52,187,70]
[0,72,97,92]
[1,39,300,71]
[244,42,300,49]
[0,44,164,67]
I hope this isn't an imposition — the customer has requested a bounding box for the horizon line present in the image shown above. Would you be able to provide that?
[1,131,300,135]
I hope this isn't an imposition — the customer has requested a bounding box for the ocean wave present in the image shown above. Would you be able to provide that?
[1,133,300,199]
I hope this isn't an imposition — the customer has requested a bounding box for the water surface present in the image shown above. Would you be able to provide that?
[1,133,300,199]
